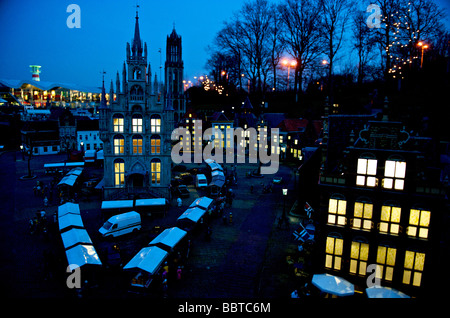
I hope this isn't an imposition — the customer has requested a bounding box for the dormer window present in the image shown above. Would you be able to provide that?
[356,155,377,187]
[383,158,406,190]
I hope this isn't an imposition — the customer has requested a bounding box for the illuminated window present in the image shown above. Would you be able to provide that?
[407,208,430,239]
[376,245,397,282]
[114,159,125,187]
[151,115,161,133]
[132,135,143,155]
[356,157,377,187]
[328,195,347,226]
[113,135,124,155]
[353,200,373,230]
[383,160,406,190]
[151,135,161,154]
[151,159,161,185]
[403,250,425,287]
[325,235,343,270]
[132,115,143,133]
[113,114,124,132]
[350,240,369,276]
[380,204,401,234]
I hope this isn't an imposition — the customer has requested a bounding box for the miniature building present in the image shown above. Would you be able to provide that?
[100,11,182,200]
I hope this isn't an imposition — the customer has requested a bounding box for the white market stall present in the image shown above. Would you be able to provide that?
[61,228,93,250]
[148,227,187,252]
[134,198,168,217]
[65,244,102,271]
[58,202,81,218]
[59,213,84,233]
[365,286,410,298]
[311,273,355,297]
[176,206,208,231]
[123,246,169,288]
[189,196,214,211]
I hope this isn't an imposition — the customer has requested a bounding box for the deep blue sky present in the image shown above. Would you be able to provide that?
[0,0,449,89]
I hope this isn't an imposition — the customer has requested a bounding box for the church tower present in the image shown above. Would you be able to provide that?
[100,10,171,200]
[165,26,185,126]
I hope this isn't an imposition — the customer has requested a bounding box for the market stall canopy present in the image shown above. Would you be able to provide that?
[135,198,167,208]
[57,174,78,187]
[189,197,214,210]
[177,206,207,224]
[365,286,410,298]
[66,244,102,271]
[58,202,81,218]
[148,227,187,251]
[311,274,354,297]
[67,167,83,176]
[123,246,168,275]
[59,213,84,232]
[101,200,134,210]
[61,228,93,250]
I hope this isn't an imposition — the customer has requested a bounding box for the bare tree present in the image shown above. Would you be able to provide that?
[267,2,285,91]
[279,0,323,103]
[352,9,377,85]
[319,0,355,103]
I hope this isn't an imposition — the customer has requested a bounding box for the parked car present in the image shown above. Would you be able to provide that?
[175,185,190,198]
[172,164,187,172]
[175,172,194,185]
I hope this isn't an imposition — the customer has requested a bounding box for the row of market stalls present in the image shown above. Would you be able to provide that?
[123,196,214,289]
[57,202,102,271]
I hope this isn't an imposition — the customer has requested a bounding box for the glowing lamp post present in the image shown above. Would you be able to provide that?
[417,42,428,69]
[282,59,297,90]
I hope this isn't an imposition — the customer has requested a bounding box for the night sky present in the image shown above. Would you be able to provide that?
[0,0,449,89]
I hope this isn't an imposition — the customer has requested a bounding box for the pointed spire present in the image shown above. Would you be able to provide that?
[132,7,142,57]
[109,80,114,105]
[116,71,121,94]
[99,72,107,109]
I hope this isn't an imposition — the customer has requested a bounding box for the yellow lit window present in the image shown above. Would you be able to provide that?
[353,201,373,230]
[325,236,343,270]
[350,241,369,276]
[113,115,124,132]
[151,159,161,184]
[113,136,124,155]
[403,251,425,287]
[328,196,346,226]
[380,205,401,234]
[407,209,430,239]
[383,160,406,190]
[151,136,161,154]
[356,158,377,187]
[114,160,125,187]
[376,246,397,282]
[132,136,143,154]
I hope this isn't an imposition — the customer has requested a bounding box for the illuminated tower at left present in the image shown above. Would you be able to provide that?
[30,65,41,81]
[99,10,174,200]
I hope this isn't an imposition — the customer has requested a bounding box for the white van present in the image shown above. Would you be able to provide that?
[195,174,208,188]
[99,211,141,238]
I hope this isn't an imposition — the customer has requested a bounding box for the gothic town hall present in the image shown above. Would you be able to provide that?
[99,11,185,200]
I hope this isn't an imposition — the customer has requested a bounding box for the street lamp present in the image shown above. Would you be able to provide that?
[282,188,288,220]
[282,59,297,90]
[417,41,429,69]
